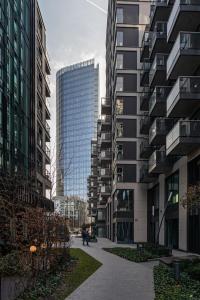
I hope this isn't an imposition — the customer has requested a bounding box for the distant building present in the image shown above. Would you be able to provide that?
[53,196,87,231]
[56,59,99,200]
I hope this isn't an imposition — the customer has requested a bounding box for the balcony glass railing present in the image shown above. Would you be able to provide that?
[167,32,200,74]
[101,115,111,123]
[167,0,199,38]
[166,120,200,150]
[150,22,167,52]
[150,0,167,22]
[100,150,111,158]
[150,54,167,82]
[149,118,174,141]
[149,150,166,170]
[101,133,111,141]
[149,86,171,112]
[167,76,200,112]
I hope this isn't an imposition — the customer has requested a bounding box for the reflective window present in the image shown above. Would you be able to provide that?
[116,54,123,69]
[116,77,123,91]
[116,8,123,24]
[116,31,123,46]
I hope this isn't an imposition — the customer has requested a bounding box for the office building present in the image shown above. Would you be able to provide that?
[56,59,99,203]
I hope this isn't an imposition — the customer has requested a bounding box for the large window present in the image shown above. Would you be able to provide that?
[116,31,123,46]
[116,8,124,23]
[116,77,123,92]
[116,54,123,69]
[116,99,123,114]
[166,172,179,205]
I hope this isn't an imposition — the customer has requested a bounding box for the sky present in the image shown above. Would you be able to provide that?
[38,0,108,152]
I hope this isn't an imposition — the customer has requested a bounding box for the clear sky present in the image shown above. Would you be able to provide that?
[38,0,108,152]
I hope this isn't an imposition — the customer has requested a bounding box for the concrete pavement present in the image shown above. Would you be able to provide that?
[66,237,157,300]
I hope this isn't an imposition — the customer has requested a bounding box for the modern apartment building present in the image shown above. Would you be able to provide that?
[87,139,98,226]
[0,0,52,209]
[56,60,99,203]
[89,0,150,242]
[139,0,200,254]
[33,2,52,198]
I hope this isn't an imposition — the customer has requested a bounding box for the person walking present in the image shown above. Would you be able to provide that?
[85,230,90,246]
[82,229,86,246]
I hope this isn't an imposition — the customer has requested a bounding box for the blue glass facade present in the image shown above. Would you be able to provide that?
[56,59,99,201]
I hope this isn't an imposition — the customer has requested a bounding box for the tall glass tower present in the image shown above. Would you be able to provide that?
[56,59,99,201]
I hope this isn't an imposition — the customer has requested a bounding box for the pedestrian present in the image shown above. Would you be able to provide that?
[85,230,90,246]
[82,229,86,246]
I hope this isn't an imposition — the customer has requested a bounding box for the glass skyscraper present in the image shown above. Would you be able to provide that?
[56,59,99,201]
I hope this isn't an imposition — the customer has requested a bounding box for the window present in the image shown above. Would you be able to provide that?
[116,77,123,92]
[166,172,179,205]
[116,144,123,160]
[116,122,123,137]
[117,167,123,182]
[116,99,123,114]
[116,31,123,46]
[116,54,123,69]
[116,8,123,23]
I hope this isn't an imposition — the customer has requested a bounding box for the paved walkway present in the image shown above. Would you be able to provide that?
[66,237,157,300]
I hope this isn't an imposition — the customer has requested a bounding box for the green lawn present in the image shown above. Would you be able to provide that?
[55,248,102,299]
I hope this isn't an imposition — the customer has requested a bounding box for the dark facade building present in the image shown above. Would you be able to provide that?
[0,0,52,208]
[139,0,200,253]
[56,60,99,202]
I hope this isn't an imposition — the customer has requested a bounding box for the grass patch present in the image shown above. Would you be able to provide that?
[55,248,102,299]
[103,245,171,263]
[154,264,200,300]
[18,248,102,300]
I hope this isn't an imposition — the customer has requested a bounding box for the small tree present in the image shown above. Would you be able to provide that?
[181,184,200,209]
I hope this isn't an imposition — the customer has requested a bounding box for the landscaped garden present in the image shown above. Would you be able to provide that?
[103,243,171,262]
[16,248,102,300]
[154,259,200,300]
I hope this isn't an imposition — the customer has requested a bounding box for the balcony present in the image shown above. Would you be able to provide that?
[45,145,50,160]
[101,115,111,127]
[100,168,111,178]
[149,150,173,173]
[149,86,171,116]
[167,77,200,117]
[140,30,150,62]
[140,139,154,159]
[139,164,157,183]
[101,185,111,195]
[45,79,51,97]
[140,115,152,135]
[167,0,200,42]
[149,0,171,31]
[167,32,200,80]
[149,54,168,88]
[166,120,200,155]
[149,118,174,145]
[149,22,170,60]
[140,59,150,87]
[100,150,112,161]
[101,98,111,115]
[100,133,111,144]
[140,87,150,111]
